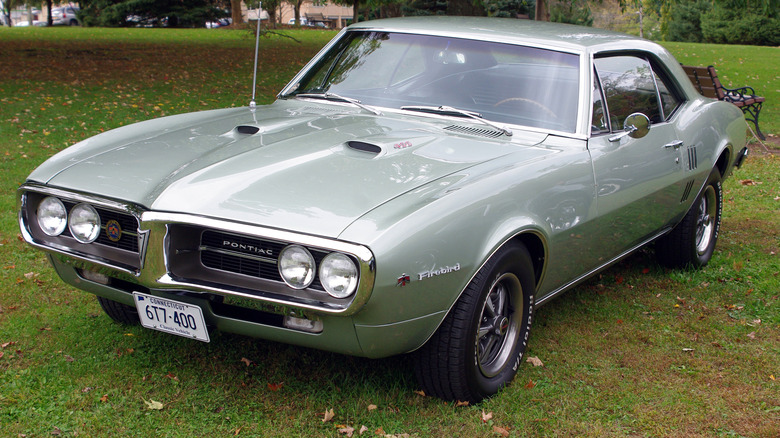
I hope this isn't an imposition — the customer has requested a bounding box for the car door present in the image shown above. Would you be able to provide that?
[586,54,687,265]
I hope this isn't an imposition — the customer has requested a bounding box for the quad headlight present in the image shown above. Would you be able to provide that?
[68,203,101,243]
[319,253,358,298]
[278,245,316,289]
[278,245,359,298]
[37,196,67,236]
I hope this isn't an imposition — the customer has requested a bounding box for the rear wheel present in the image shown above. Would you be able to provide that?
[97,296,140,325]
[414,242,535,403]
[656,168,722,268]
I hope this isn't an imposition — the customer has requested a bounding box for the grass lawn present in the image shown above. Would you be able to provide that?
[1,26,777,437]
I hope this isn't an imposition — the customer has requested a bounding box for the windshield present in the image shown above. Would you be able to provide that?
[285,31,580,133]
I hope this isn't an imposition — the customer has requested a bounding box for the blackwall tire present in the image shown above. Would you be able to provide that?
[414,242,535,403]
[656,168,723,268]
[97,296,140,325]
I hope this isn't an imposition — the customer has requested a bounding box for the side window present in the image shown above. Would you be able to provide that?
[594,56,662,129]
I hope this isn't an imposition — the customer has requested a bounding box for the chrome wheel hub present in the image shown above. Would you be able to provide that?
[695,185,717,255]
[477,273,523,378]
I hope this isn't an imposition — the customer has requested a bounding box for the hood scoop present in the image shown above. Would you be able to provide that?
[444,125,504,139]
[347,141,382,155]
[235,125,261,135]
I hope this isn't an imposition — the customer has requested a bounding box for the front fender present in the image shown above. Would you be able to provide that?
[341,138,594,356]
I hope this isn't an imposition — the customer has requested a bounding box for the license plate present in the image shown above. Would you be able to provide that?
[133,292,210,342]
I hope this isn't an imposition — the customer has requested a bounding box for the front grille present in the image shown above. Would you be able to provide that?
[60,201,139,252]
[21,189,144,272]
[197,229,328,291]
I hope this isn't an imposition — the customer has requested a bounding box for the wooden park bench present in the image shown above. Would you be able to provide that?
[682,65,766,140]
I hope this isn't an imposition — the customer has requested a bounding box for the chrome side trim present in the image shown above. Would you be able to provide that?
[534,228,671,307]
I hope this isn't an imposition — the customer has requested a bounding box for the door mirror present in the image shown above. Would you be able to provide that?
[609,112,651,142]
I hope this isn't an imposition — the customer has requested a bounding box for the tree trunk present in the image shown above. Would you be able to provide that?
[353,1,359,23]
[230,0,243,25]
[46,0,52,26]
[535,0,549,21]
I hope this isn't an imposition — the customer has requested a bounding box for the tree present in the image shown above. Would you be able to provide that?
[231,0,243,24]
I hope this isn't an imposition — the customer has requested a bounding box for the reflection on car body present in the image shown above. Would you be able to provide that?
[18,17,748,403]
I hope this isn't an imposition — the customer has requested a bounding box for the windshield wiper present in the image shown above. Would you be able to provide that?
[400,105,513,137]
[294,92,382,116]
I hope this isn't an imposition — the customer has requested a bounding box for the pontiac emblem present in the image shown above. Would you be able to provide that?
[106,219,122,242]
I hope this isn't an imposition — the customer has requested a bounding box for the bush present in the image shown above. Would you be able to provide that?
[701,9,780,46]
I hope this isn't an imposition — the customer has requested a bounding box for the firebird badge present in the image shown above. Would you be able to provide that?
[396,274,411,287]
[418,263,461,281]
[105,220,122,242]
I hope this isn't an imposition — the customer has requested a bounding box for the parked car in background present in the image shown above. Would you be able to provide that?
[18,17,748,403]
[206,17,231,28]
[287,17,309,26]
[51,6,80,26]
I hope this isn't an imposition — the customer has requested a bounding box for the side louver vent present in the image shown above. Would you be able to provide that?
[444,125,503,138]
[680,179,695,203]
[347,141,382,155]
[686,146,698,171]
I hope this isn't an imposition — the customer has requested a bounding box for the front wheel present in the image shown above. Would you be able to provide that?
[97,296,140,325]
[414,242,535,403]
[656,168,722,268]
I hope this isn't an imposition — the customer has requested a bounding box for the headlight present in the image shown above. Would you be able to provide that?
[37,196,67,236]
[278,245,315,289]
[68,203,101,243]
[319,252,358,298]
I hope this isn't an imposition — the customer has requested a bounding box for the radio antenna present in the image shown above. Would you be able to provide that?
[249,1,262,109]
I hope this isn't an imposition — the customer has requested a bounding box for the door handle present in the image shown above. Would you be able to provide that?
[664,140,684,149]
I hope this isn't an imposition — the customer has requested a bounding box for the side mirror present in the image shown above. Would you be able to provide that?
[609,112,651,142]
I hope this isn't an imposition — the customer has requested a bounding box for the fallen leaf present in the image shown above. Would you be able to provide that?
[143,398,164,410]
[367,404,377,411]
[374,427,385,435]
[455,400,469,407]
[0,352,4,359]
[527,356,544,367]
[682,348,694,352]
[1,341,15,348]
[642,268,650,274]
[240,357,252,366]
[493,425,510,437]
[359,425,368,435]
[24,272,35,279]
[524,380,536,389]
[322,408,335,422]
[746,332,756,339]
[413,390,426,397]
[481,410,493,422]
[233,427,241,435]
[100,394,108,403]
[51,426,62,436]
[337,425,354,437]
[267,382,283,391]
[771,375,775,381]
[65,355,74,362]
[81,387,93,393]
[739,179,760,186]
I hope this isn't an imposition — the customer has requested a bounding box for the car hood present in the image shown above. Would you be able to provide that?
[32,101,549,237]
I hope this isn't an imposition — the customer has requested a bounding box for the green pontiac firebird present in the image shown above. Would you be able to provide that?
[18,17,748,403]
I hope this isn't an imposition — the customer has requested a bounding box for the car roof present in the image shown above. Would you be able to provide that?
[347,16,646,53]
